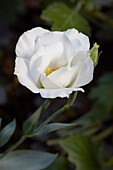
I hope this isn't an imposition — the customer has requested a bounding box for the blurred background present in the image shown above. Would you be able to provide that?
[0,0,113,169]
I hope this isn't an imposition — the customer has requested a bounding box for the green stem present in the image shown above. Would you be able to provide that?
[0,99,52,159]
[0,135,26,159]
[36,92,78,132]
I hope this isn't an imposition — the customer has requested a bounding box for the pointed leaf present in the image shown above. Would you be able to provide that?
[0,150,57,170]
[23,99,51,136]
[58,135,102,170]
[41,2,91,36]
[32,123,76,137]
[0,119,16,147]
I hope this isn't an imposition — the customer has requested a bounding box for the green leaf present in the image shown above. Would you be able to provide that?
[46,156,72,170]
[0,119,16,147]
[32,123,76,137]
[0,150,57,170]
[23,99,51,136]
[88,72,113,120]
[41,2,91,36]
[58,135,102,170]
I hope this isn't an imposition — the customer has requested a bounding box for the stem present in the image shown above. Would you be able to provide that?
[36,92,78,132]
[0,135,26,159]
[0,99,52,159]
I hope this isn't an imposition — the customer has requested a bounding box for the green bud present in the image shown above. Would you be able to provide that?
[89,43,100,67]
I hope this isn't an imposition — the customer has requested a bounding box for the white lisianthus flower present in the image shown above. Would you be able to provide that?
[14,27,94,98]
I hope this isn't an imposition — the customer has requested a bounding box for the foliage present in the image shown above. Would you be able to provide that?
[46,156,72,170]
[0,150,57,170]
[58,134,102,170]
[41,2,91,36]
[88,72,113,120]
[0,119,16,147]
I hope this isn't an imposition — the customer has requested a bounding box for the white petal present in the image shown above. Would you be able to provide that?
[30,41,64,79]
[40,74,61,89]
[71,50,87,66]
[71,56,94,88]
[64,28,78,40]
[75,32,90,51]
[16,27,49,60]
[61,34,74,64]
[35,31,63,51]
[14,57,39,93]
[36,32,73,65]
[65,28,90,51]
[39,87,84,98]
[47,67,76,88]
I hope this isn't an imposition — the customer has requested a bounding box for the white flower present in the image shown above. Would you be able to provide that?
[14,27,94,98]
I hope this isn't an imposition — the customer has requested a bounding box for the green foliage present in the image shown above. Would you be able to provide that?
[32,122,76,137]
[41,2,91,36]
[0,119,16,147]
[46,156,72,170]
[0,150,57,170]
[23,99,51,136]
[88,72,113,120]
[58,134,102,170]
[0,0,25,25]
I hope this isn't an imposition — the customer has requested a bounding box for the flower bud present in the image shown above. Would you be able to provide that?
[89,43,99,67]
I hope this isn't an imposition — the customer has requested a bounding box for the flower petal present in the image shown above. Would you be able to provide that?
[40,74,61,89]
[65,28,90,51]
[47,66,78,88]
[16,27,49,60]
[71,50,87,66]
[14,57,39,93]
[29,41,65,81]
[35,31,63,51]
[39,87,84,98]
[71,56,94,88]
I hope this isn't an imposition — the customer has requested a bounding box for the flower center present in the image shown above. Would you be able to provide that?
[46,67,59,76]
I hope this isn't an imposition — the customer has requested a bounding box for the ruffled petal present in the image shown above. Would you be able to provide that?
[40,74,62,89]
[71,50,87,66]
[29,41,65,81]
[35,31,63,51]
[47,67,77,88]
[39,87,84,98]
[64,28,90,51]
[16,27,49,60]
[71,56,94,88]
[14,57,39,93]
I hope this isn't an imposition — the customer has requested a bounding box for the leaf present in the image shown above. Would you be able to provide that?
[46,156,72,170]
[23,99,51,136]
[32,123,76,137]
[58,135,102,170]
[0,119,16,147]
[41,2,91,36]
[0,150,57,170]
[88,72,113,120]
